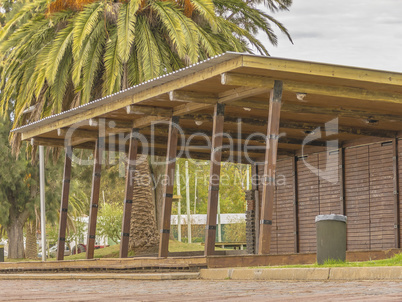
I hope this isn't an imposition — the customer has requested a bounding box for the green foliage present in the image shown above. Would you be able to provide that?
[96,202,123,243]
[173,159,249,215]
[0,116,36,227]
[223,218,246,242]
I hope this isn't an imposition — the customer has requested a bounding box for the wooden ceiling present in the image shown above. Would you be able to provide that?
[14,53,402,162]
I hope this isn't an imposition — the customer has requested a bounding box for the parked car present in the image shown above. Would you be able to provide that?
[71,244,109,254]
[48,245,71,258]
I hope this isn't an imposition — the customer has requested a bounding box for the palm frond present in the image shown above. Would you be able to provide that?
[117,0,141,63]
[134,15,162,81]
[103,28,122,96]
[46,23,74,85]
[72,1,104,58]
[190,0,217,31]
[150,1,186,59]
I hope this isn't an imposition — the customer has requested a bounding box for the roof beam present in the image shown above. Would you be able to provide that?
[126,105,172,117]
[221,73,402,104]
[89,118,134,131]
[57,128,98,146]
[171,86,268,116]
[169,91,217,104]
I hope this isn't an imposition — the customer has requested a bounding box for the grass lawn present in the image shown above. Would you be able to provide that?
[4,240,209,262]
[62,240,209,260]
[255,253,402,268]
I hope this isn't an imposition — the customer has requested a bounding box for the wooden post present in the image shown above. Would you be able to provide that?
[252,164,260,254]
[158,116,180,258]
[57,147,73,260]
[292,156,299,253]
[393,139,400,248]
[86,138,104,259]
[339,148,346,216]
[258,80,283,255]
[176,163,182,242]
[119,129,139,258]
[204,103,225,256]
[185,160,192,243]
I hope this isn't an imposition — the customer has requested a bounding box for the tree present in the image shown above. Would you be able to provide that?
[97,202,123,244]
[0,116,38,258]
[0,0,292,255]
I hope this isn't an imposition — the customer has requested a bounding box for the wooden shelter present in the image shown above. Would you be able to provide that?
[13,52,402,261]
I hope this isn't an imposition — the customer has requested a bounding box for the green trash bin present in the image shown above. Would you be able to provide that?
[315,214,347,265]
[0,245,4,262]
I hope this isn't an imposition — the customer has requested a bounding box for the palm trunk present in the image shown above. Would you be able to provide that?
[150,156,166,230]
[129,157,159,255]
[25,220,38,259]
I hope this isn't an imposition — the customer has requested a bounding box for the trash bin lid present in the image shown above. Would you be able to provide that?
[315,214,347,223]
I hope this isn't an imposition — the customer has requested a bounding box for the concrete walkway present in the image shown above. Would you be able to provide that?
[200,266,402,281]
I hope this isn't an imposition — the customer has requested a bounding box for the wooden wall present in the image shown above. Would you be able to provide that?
[257,138,401,254]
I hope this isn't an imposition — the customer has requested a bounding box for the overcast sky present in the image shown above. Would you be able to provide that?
[259,0,402,72]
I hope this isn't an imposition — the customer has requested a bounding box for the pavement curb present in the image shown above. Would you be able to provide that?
[200,266,402,281]
[0,272,200,281]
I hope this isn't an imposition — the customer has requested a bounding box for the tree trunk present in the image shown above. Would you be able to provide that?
[129,157,159,255]
[150,156,166,231]
[7,216,25,259]
[25,220,38,259]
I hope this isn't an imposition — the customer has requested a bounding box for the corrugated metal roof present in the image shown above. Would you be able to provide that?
[12,52,244,133]
[13,51,402,134]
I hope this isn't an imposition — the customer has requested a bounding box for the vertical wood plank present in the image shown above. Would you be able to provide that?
[393,139,400,248]
[86,138,104,259]
[292,156,299,253]
[158,116,180,258]
[252,164,260,254]
[204,103,225,256]
[120,129,139,258]
[57,147,73,260]
[258,80,283,255]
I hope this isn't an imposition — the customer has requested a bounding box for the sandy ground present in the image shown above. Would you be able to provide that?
[0,279,401,301]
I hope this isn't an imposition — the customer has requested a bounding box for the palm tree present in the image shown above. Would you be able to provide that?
[0,0,292,255]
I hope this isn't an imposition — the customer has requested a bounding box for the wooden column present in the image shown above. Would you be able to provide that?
[204,103,225,256]
[292,156,299,253]
[86,138,104,259]
[258,80,283,255]
[57,147,73,260]
[393,139,400,248]
[158,116,180,258]
[120,129,139,258]
[251,164,260,254]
